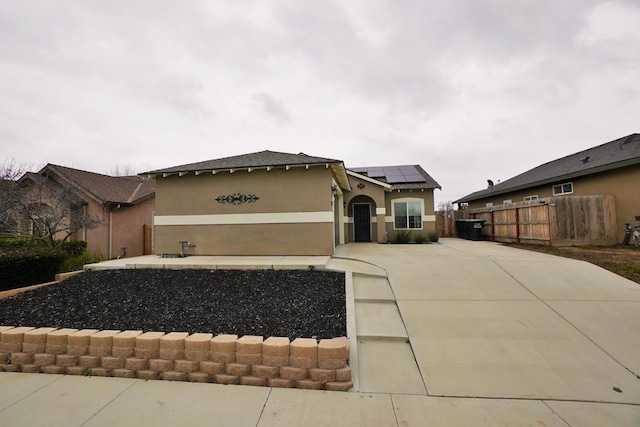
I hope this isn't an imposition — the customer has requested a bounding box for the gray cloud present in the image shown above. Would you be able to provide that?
[253,93,290,123]
[0,0,638,207]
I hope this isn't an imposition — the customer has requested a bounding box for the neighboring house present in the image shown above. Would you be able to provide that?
[454,133,640,243]
[12,164,155,258]
[142,151,440,256]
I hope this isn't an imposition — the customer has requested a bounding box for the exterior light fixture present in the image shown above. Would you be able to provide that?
[331,186,338,196]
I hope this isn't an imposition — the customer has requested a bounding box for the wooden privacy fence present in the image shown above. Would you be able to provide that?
[467,195,617,246]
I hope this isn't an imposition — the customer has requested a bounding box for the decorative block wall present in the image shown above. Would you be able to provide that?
[0,326,352,391]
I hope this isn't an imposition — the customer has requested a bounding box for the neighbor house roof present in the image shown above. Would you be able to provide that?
[348,165,441,190]
[455,133,640,203]
[142,150,352,191]
[23,164,156,206]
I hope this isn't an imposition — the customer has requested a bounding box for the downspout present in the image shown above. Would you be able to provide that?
[82,205,87,241]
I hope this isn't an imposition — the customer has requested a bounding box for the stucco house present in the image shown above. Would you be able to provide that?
[142,151,440,256]
[454,133,640,243]
[13,164,155,258]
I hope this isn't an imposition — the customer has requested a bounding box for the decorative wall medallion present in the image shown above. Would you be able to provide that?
[216,193,259,205]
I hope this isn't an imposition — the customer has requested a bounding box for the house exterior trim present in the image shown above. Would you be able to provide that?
[154,211,334,226]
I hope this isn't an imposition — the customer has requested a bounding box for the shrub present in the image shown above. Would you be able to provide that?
[0,237,47,250]
[394,230,413,244]
[59,251,104,273]
[428,231,439,242]
[0,238,94,291]
[0,245,66,291]
[413,234,428,244]
[58,240,88,256]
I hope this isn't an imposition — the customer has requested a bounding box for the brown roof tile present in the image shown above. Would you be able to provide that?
[40,164,155,205]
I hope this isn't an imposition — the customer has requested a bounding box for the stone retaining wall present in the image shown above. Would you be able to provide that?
[0,326,352,391]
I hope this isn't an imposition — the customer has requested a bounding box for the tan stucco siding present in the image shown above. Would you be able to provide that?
[154,167,336,255]
[110,197,155,258]
[156,167,332,215]
[465,165,640,243]
[155,222,334,256]
[343,175,387,243]
[384,190,436,241]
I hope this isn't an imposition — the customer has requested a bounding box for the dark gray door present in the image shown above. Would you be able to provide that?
[354,204,371,242]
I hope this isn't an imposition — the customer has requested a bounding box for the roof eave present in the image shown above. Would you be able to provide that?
[456,157,640,203]
[346,170,392,191]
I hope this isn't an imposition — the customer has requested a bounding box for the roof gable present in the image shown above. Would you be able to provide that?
[37,164,155,205]
[455,133,640,203]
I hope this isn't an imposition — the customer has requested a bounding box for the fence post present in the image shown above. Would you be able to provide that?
[490,210,495,241]
[515,206,520,243]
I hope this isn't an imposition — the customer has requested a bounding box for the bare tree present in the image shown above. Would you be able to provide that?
[437,200,454,212]
[108,164,138,177]
[0,161,103,247]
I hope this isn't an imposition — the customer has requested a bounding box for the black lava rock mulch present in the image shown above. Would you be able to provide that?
[0,269,346,340]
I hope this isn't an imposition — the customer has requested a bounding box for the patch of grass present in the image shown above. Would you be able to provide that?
[427,231,439,243]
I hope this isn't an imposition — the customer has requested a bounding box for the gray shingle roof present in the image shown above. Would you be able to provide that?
[349,165,441,190]
[142,150,342,174]
[455,133,640,203]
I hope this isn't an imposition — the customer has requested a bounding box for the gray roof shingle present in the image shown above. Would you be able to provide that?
[455,133,640,203]
[142,150,342,174]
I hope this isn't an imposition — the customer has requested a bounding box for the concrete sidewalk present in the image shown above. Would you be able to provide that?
[2,239,640,426]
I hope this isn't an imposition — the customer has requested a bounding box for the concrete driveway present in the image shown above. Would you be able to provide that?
[1,238,639,426]
[333,238,640,423]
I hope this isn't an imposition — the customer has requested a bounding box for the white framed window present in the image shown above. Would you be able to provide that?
[392,198,423,230]
[485,202,493,208]
[553,182,573,196]
[503,199,512,204]
[524,195,538,201]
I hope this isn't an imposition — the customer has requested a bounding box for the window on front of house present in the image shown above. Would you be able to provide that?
[393,200,423,229]
[553,182,573,196]
[524,195,538,201]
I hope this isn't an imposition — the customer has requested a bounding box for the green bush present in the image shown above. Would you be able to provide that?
[0,238,94,291]
[0,245,66,291]
[59,251,103,273]
[428,231,439,242]
[394,230,413,244]
[414,234,428,244]
[58,240,88,256]
[0,237,48,250]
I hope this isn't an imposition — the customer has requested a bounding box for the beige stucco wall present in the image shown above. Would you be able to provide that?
[74,197,154,259]
[464,164,640,243]
[110,197,155,258]
[153,166,337,255]
[344,176,387,243]
[384,189,436,241]
[342,175,437,243]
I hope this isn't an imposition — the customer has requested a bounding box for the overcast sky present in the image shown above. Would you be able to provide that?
[1,1,639,207]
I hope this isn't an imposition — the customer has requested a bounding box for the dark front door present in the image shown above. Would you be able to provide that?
[353,203,371,242]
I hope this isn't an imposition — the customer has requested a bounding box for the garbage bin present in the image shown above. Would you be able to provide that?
[455,219,486,241]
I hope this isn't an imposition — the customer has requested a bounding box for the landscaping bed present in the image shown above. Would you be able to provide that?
[506,243,640,285]
[0,269,346,340]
